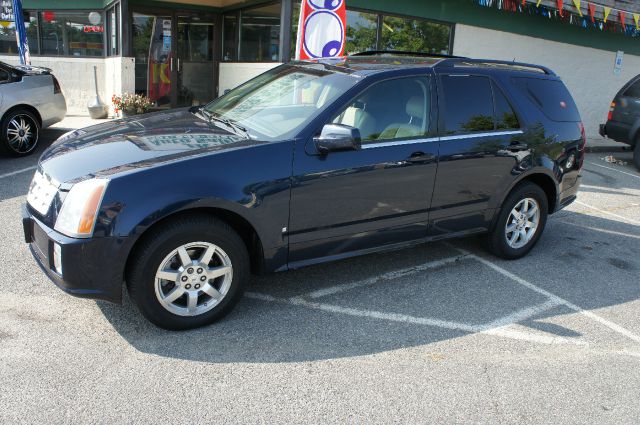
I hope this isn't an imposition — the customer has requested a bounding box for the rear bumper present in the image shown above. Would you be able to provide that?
[600,121,633,145]
[40,94,67,128]
[23,204,125,303]
[556,175,581,213]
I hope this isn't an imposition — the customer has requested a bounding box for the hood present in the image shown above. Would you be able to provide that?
[39,109,257,185]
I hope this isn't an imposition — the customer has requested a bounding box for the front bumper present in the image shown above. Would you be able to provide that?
[23,204,126,303]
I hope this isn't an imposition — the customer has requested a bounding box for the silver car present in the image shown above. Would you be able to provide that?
[0,61,66,156]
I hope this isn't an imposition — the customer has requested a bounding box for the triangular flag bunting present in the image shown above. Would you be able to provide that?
[572,0,582,17]
[619,11,626,30]
[603,7,611,23]
[588,2,596,23]
[537,0,543,6]
[634,13,640,30]
[557,0,564,17]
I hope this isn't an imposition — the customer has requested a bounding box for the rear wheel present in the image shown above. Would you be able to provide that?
[486,182,548,260]
[0,109,40,157]
[127,214,249,330]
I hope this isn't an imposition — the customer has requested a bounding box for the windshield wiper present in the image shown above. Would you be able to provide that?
[208,114,250,139]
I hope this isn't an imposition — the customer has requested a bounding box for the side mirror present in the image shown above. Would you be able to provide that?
[314,124,362,154]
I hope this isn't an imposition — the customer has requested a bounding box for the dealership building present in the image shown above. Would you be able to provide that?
[0,0,639,137]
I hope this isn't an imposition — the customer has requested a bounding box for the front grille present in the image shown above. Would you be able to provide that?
[26,171,59,216]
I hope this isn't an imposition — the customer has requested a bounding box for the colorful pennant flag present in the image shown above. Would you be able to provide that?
[536,0,542,6]
[619,11,626,30]
[634,13,640,30]
[603,6,611,23]
[587,2,596,23]
[295,0,347,60]
[572,0,582,17]
[557,0,564,17]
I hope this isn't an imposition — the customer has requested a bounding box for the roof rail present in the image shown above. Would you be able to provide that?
[351,50,468,60]
[436,58,555,75]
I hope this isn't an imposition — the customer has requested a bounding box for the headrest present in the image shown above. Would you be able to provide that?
[406,96,424,119]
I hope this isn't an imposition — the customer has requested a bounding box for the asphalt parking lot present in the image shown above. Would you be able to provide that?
[1,131,639,423]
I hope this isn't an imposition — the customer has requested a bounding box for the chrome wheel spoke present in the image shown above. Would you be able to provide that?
[200,245,216,265]
[208,265,232,280]
[527,205,538,218]
[187,291,199,312]
[202,283,222,300]
[177,246,192,267]
[157,270,180,282]
[506,222,517,233]
[164,287,185,303]
[509,231,519,245]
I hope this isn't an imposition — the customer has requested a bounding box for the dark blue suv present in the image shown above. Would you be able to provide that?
[23,52,585,329]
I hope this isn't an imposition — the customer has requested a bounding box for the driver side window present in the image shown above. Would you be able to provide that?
[333,76,431,143]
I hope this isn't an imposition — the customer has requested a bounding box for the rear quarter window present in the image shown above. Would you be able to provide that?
[512,77,580,122]
[622,78,640,98]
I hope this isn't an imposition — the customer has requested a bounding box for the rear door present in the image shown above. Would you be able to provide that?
[429,73,525,236]
[288,74,439,265]
[614,76,640,126]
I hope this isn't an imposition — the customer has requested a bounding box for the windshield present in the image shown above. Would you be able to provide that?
[204,64,359,140]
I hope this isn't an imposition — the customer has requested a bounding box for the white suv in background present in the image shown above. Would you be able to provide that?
[0,61,66,156]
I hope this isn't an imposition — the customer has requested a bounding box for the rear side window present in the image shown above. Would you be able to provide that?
[441,75,494,134]
[623,79,640,98]
[513,77,580,122]
[493,83,520,130]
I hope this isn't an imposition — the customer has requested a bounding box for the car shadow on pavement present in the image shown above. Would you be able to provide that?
[97,209,640,364]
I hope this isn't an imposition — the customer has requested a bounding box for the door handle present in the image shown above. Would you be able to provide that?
[507,141,528,152]
[407,152,436,164]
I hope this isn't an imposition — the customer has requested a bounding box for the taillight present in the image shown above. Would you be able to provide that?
[52,76,61,94]
[578,122,586,148]
[607,101,616,121]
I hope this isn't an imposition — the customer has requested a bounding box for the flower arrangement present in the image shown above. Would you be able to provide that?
[111,93,154,116]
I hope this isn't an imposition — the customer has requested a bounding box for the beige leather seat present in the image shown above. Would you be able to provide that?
[378,96,426,140]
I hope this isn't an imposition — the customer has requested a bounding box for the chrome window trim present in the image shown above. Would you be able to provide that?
[361,130,522,149]
[362,137,439,149]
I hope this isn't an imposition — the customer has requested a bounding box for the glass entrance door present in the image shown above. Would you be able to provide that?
[176,15,215,107]
[132,12,216,110]
[132,13,174,110]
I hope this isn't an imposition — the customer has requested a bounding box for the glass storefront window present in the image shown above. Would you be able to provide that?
[345,10,378,55]
[239,3,280,62]
[0,12,39,55]
[380,15,451,55]
[40,11,105,57]
[107,6,119,56]
[223,14,237,61]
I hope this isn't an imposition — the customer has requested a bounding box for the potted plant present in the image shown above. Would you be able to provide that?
[111,93,154,117]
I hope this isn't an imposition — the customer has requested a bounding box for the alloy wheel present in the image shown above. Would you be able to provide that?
[6,114,38,154]
[504,197,540,249]
[154,242,233,317]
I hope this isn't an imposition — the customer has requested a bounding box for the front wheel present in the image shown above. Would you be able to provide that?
[127,214,249,330]
[486,182,548,260]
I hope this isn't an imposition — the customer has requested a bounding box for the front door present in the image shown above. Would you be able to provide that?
[175,15,215,107]
[132,11,216,110]
[288,75,439,265]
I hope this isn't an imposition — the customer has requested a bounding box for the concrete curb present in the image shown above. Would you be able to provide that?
[585,145,630,153]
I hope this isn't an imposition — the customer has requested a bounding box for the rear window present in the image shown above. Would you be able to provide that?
[622,78,640,98]
[513,77,580,122]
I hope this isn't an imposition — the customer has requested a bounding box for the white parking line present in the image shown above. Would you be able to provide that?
[575,200,640,225]
[555,220,640,240]
[456,247,640,344]
[586,161,640,180]
[0,165,36,180]
[306,254,470,299]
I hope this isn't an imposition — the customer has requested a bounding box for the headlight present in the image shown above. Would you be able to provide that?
[54,178,109,238]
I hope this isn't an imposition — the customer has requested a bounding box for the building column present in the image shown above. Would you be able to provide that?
[279,0,292,63]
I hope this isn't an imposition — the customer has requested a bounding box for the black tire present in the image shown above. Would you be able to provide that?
[127,214,250,330]
[486,182,549,260]
[633,141,640,171]
[0,108,41,157]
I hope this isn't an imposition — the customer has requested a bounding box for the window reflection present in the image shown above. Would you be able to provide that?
[381,16,451,55]
[239,4,281,62]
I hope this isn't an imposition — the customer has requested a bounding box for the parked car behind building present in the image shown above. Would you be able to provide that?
[600,73,640,170]
[0,61,66,157]
[23,52,584,330]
